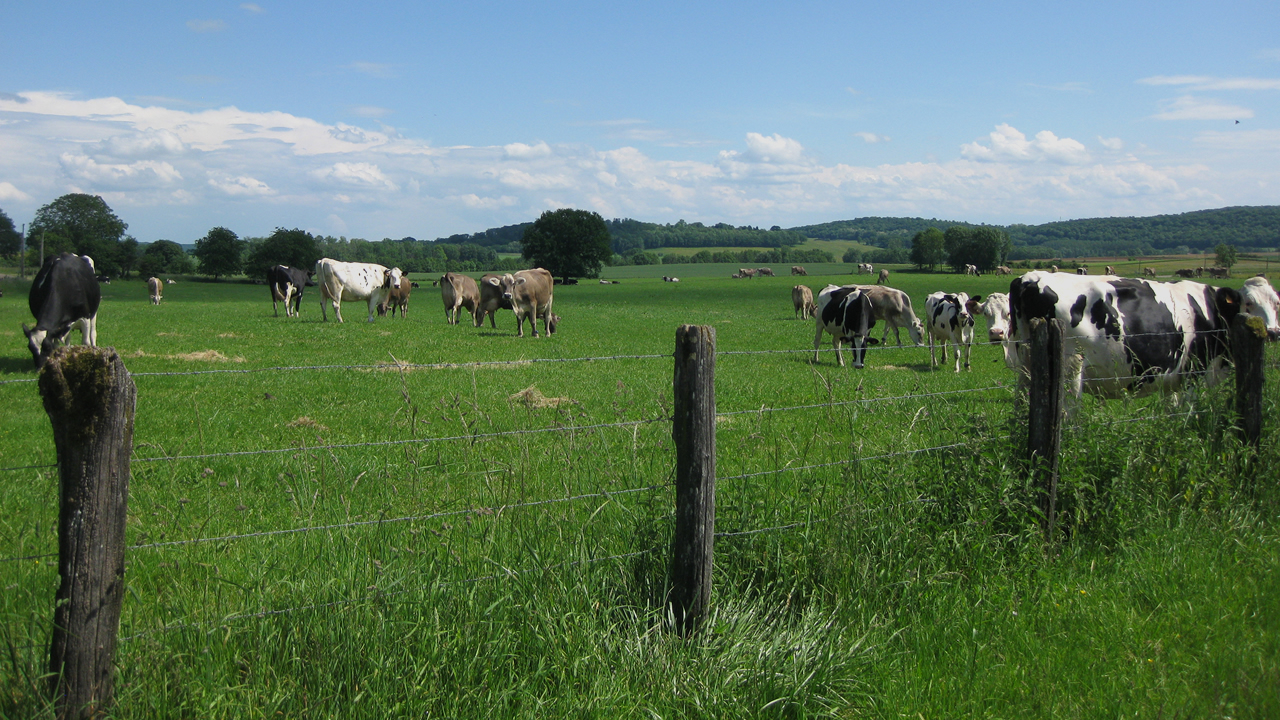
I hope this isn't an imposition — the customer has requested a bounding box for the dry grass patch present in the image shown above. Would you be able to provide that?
[156,332,185,337]
[128,349,246,362]
[286,416,329,431]
[509,385,577,409]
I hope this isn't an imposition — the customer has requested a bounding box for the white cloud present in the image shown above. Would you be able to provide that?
[503,141,552,160]
[453,193,520,209]
[742,132,805,163]
[1139,75,1280,91]
[0,181,32,202]
[351,105,392,118]
[315,162,398,190]
[60,153,182,188]
[961,124,1089,164]
[186,19,226,33]
[1098,136,1124,151]
[208,175,273,196]
[854,131,890,144]
[89,129,187,158]
[1152,95,1253,121]
[240,3,264,13]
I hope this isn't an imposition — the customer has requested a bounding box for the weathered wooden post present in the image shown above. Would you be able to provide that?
[39,347,135,719]
[1231,314,1266,448]
[670,325,715,635]
[1026,318,1064,539]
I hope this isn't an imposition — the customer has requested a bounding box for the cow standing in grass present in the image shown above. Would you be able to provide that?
[314,258,402,323]
[475,274,511,328]
[440,272,478,324]
[792,285,815,320]
[268,265,311,318]
[23,253,100,369]
[147,277,163,305]
[813,284,878,368]
[877,268,890,285]
[925,291,975,372]
[499,268,558,337]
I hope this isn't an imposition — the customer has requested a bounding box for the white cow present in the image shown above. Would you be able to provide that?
[1240,276,1280,340]
[966,293,1014,367]
[314,258,403,323]
[925,291,975,372]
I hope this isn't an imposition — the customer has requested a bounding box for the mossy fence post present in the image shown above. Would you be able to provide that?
[1026,318,1064,540]
[38,347,136,720]
[1231,314,1266,448]
[670,325,715,635]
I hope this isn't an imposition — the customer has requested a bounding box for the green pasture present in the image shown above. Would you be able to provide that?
[1,266,1278,718]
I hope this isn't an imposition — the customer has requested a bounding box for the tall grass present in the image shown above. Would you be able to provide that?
[2,268,1277,717]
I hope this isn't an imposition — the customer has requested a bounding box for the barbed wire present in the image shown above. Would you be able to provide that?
[0,462,57,473]
[125,352,672,379]
[716,385,1008,418]
[718,441,982,484]
[715,497,934,539]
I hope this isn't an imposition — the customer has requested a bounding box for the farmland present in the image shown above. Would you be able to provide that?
[2,264,1279,718]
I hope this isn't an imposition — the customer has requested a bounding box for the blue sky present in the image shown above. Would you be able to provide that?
[1,1,1278,243]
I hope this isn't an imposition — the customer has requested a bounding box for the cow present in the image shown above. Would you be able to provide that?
[662,276,680,282]
[756,267,775,277]
[95,275,111,285]
[1143,267,1158,278]
[1195,267,1206,278]
[268,265,311,318]
[147,276,163,305]
[964,264,979,276]
[497,267,557,337]
[854,285,923,346]
[730,273,743,279]
[166,278,176,285]
[812,284,878,368]
[738,268,758,279]
[23,253,100,369]
[1007,270,1250,398]
[791,266,808,276]
[1209,267,1230,279]
[792,285,815,320]
[385,279,412,318]
[925,292,975,372]
[440,272,479,325]
[600,279,611,284]
[1051,265,1059,273]
[966,293,1012,345]
[995,265,1012,276]
[475,273,512,328]
[1104,265,1115,275]
[877,268,890,285]
[314,258,402,323]
[1076,266,1088,275]
[1174,268,1197,279]
[1240,276,1280,340]
[857,262,874,275]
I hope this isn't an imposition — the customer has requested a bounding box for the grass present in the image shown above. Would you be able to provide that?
[1,264,1278,717]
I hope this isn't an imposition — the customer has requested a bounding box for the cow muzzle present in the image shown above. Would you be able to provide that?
[988,329,1006,342]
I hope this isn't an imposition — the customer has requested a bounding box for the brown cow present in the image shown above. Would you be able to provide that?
[474,273,509,328]
[1104,265,1115,275]
[440,272,478,325]
[876,268,890,285]
[792,285,815,320]
[500,267,557,337]
[756,267,775,277]
[855,285,924,346]
[791,266,807,276]
[147,276,163,305]
[995,265,1012,276]
[1143,267,1158,277]
[385,279,412,318]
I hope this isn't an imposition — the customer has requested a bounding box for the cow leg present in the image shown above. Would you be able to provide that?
[366,297,379,322]
[963,339,972,370]
[852,336,865,369]
[813,323,825,364]
[832,337,845,367]
[929,334,936,367]
[953,341,961,372]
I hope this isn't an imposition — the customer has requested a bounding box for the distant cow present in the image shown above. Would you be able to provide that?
[925,291,975,372]
[662,276,680,282]
[876,268,890,285]
[1195,267,1206,278]
[1076,266,1088,275]
[1209,266,1229,279]
[600,279,611,284]
[95,275,111,285]
[738,268,758,278]
[440,272,479,325]
[964,264,979,276]
[792,285,815,320]
[314,258,402,323]
[813,284,878,368]
[1050,265,1059,273]
[147,276,163,305]
[791,266,808,276]
[756,267,775,277]
[24,253,100,369]
[268,265,311,318]
[1143,267,1158,278]
[1174,268,1197,279]
[475,273,512,328]
[995,266,1012,276]
[857,263,873,275]
[730,273,743,279]
[385,278,412,318]
[1104,265,1115,275]
[856,285,923,346]
[496,267,557,337]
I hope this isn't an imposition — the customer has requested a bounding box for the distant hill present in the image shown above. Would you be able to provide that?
[435,218,807,255]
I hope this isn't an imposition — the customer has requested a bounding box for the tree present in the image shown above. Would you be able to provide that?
[520,208,613,282]
[909,227,946,271]
[28,194,129,276]
[0,208,21,260]
[138,240,195,277]
[1215,243,1238,269]
[194,227,246,279]
[244,227,321,279]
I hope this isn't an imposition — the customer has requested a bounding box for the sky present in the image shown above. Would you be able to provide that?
[1,1,1278,244]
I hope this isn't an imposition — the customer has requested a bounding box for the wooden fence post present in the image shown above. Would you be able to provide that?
[1232,314,1266,448]
[39,347,136,719]
[670,325,715,635]
[1026,318,1064,539]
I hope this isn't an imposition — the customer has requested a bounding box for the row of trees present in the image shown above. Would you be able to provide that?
[616,246,835,267]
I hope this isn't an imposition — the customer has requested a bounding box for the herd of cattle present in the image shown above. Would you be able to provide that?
[17,253,1280,402]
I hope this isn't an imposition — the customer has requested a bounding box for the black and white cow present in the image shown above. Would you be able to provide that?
[1007,270,1250,398]
[1239,275,1280,341]
[925,291,975,372]
[813,284,878,368]
[268,265,312,318]
[23,253,101,369]
[967,292,1015,367]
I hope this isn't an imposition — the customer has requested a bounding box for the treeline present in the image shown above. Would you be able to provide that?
[434,217,808,255]
[614,246,835,267]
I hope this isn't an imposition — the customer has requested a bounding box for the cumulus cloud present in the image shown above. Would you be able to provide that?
[0,181,32,202]
[1152,95,1254,121]
[961,124,1089,164]
[503,141,552,160]
[60,154,183,188]
[208,175,273,196]
[88,129,187,158]
[1097,136,1124,151]
[854,132,890,143]
[1139,75,1280,91]
[186,19,226,33]
[315,162,398,190]
[240,3,264,13]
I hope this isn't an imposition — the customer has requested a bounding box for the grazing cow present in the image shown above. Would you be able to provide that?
[600,279,610,284]
[792,285,816,320]
[1240,276,1280,340]
[730,273,743,279]
[877,268,890,285]
[23,253,100,369]
[662,276,680,282]
[995,265,1012,276]
[314,258,402,323]
[738,268,758,279]
[1143,267,1158,278]
[756,267,775,277]
[95,275,111,285]
[166,278,176,285]
[925,292,975,372]
[498,267,557,337]
[813,284,878,368]
[1076,266,1088,275]
[854,285,923,346]
[439,272,478,324]
[857,262,874,275]
[1051,265,1059,273]
[1007,271,1249,398]
[1174,268,1197,279]
[474,274,511,328]
[965,264,979,276]
[1209,267,1229,279]
[147,276,163,305]
[268,265,311,318]
[1104,265,1115,275]
[385,279,412,318]
[791,266,808,276]
[1195,267,1206,278]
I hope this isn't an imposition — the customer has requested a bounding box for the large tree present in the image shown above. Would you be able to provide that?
[909,227,946,271]
[138,239,195,277]
[194,226,246,280]
[1215,243,1238,269]
[520,208,613,282]
[0,208,21,259]
[28,193,129,276]
[944,226,1010,272]
[244,227,321,279]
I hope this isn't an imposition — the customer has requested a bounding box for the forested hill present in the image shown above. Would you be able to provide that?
[794,206,1280,258]
[435,218,808,254]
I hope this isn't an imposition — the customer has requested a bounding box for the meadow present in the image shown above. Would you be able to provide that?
[1,263,1278,718]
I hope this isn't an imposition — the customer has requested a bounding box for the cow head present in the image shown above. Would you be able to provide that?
[22,323,53,369]
[499,273,518,304]
[548,313,560,334]
[1240,277,1280,340]
[383,267,403,290]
